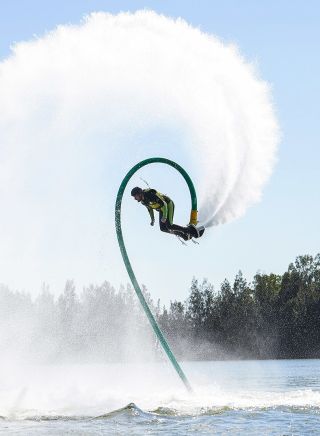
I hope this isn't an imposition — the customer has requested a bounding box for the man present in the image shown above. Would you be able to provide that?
[131,186,203,241]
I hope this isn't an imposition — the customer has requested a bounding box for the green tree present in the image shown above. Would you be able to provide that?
[253,273,281,358]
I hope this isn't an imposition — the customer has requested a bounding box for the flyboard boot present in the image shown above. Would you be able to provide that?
[187,224,205,239]
[173,226,205,245]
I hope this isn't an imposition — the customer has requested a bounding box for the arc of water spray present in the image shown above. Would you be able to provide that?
[115,157,198,393]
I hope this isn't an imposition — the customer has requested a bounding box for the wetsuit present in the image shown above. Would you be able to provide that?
[141,189,192,240]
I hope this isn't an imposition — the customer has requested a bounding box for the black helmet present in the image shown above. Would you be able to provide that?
[131,187,143,197]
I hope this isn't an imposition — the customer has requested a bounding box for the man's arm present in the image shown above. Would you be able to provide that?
[146,206,155,225]
[145,190,167,222]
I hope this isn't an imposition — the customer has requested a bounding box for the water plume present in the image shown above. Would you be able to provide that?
[0,10,278,291]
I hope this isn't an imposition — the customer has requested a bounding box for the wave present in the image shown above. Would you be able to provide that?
[2,400,320,422]
[1,361,320,421]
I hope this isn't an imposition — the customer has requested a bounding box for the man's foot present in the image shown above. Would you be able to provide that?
[181,233,191,241]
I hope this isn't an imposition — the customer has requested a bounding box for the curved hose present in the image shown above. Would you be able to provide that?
[115,157,197,392]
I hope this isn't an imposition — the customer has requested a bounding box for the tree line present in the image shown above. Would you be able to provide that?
[158,254,320,360]
[1,254,319,362]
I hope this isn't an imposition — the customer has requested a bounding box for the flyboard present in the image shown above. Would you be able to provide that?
[175,224,205,245]
[115,157,205,393]
[189,224,205,239]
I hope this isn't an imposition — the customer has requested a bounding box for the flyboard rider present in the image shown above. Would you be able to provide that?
[131,187,205,241]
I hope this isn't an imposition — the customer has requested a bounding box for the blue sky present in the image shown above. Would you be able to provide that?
[1,1,319,302]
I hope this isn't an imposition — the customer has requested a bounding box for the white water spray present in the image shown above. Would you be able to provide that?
[0,10,278,293]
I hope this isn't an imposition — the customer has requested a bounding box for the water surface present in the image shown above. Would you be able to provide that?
[1,359,319,434]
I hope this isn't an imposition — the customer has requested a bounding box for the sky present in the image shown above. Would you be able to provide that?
[0,0,319,304]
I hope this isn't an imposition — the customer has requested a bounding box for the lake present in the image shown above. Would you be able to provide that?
[1,359,320,434]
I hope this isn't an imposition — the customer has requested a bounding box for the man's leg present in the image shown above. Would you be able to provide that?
[164,202,193,240]
[159,211,171,233]
[159,203,199,240]
[159,209,186,238]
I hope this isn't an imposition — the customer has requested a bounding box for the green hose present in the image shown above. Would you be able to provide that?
[115,157,198,392]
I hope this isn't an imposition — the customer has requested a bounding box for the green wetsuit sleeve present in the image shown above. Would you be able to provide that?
[146,206,155,222]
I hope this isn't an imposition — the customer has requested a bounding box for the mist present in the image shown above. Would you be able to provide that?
[0,281,160,365]
[0,10,279,294]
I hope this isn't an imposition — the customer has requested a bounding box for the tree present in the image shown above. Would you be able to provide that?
[253,273,281,358]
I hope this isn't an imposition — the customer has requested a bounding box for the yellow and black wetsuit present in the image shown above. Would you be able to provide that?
[142,189,192,239]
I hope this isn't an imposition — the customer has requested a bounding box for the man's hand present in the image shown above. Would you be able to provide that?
[150,219,155,226]
[161,217,167,223]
